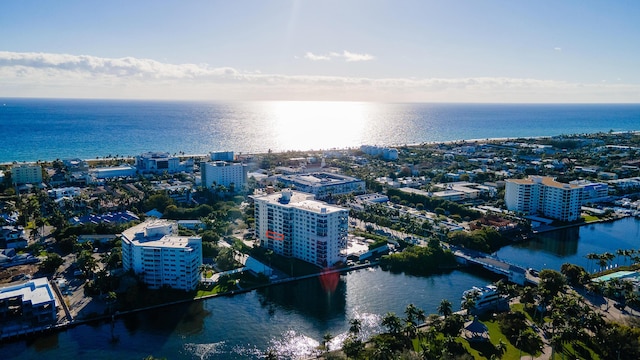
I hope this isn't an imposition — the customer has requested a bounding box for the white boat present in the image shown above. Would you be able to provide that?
[462,284,502,309]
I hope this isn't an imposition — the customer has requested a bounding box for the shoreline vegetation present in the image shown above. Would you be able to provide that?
[3,130,640,358]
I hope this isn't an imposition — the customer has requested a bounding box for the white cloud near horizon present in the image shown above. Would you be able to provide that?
[0,51,638,103]
[304,52,331,61]
[303,50,375,62]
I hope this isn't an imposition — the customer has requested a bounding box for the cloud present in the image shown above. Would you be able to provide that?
[304,52,331,61]
[0,51,638,103]
[342,50,375,62]
[554,47,562,51]
[302,50,375,62]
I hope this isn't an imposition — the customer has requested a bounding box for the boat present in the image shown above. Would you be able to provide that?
[462,284,502,309]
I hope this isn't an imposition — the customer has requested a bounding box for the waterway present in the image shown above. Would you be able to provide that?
[2,218,639,359]
[496,217,640,273]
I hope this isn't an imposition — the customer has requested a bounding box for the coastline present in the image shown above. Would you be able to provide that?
[2,130,639,165]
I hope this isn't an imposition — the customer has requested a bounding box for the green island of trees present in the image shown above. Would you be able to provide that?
[380,238,457,276]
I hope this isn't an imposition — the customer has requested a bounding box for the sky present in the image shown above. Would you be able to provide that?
[1,0,640,103]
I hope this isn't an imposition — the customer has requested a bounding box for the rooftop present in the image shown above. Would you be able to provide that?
[0,277,57,307]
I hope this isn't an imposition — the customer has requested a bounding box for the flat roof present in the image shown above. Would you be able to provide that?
[121,219,199,248]
[254,190,346,214]
[0,277,56,306]
[508,176,580,189]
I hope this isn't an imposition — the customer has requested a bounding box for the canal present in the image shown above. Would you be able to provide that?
[2,217,639,359]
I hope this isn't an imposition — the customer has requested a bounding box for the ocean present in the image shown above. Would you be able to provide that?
[1,98,639,163]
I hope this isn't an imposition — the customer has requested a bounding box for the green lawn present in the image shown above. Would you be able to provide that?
[196,283,235,297]
[582,214,600,223]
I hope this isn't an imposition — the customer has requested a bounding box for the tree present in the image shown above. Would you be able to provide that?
[404,303,425,326]
[342,334,364,359]
[381,312,403,335]
[349,318,362,337]
[214,247,237,271]
[40,253,64,274]
[461,290,479,315]
[438,299,453,318]
[106,291,118,313]
[537,269,566,302]
[371,337,395,360]
[321,332,333,353]
[77,250,98,276]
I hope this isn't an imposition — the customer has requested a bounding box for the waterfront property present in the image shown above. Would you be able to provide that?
[0,277,58,324]
[462,284,509,315]
[120,219,203,291]
[251,189,349,267]
[135,152,193,174]
[505,176,582,222]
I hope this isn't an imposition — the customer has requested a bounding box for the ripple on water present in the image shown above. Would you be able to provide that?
[183,341,226,360]
[267,330,320,359]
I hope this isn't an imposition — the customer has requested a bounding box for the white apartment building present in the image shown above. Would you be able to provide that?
[209,151,235,162]
[135,152,182,174]
[121,220,202,291]
[276,172,365,200]
[11,163,43,185]
[200,161,246,190]
[570,180,610,204]
[0,278,58,323]
[251,190,348,267]
[505,176,582,222]
[47,187,82,200]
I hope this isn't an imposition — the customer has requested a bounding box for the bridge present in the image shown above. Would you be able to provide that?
[452,246,538,286]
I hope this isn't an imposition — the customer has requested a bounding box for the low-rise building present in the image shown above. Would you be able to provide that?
[360,145,399,160]
[152,181,194,204]
[47,187,82,200]
[0,277,58,324]
[120,219,202,290]
[90,165,137,180]
[0,225,28,249]
[135,152,180,174]
[276,172,365,200]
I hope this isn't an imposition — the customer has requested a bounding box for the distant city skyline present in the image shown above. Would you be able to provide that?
[1,1,639,103]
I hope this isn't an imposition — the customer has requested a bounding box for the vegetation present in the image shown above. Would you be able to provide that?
[386,187,482,220]
[380,238,456,275]
[446,227,510,253]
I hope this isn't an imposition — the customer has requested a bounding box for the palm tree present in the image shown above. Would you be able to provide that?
[404,303,425,326]
[321,332,333,353]
[349,318,362,337]
[585,252,599,273]
[371,338,394,360]
[495,339,507,358]
[437,299,453,318]
[381,312,403,335]
[616,249,625,267]
[462,290,479,316]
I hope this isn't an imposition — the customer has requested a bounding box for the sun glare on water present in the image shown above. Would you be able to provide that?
[266,101,370,151]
